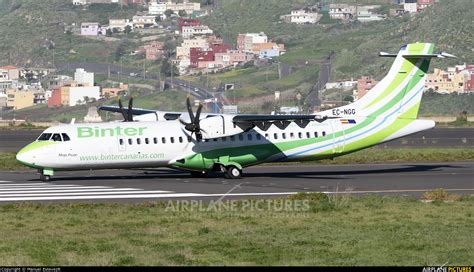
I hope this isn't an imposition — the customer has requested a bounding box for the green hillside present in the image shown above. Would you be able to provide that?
[0,0,141,67]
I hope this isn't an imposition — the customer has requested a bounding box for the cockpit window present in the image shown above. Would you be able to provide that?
[37,133,52,141]
[61,133,70,141]
[51,133,62,142]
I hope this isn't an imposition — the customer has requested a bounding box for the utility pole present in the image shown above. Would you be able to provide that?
[143,59,146,79]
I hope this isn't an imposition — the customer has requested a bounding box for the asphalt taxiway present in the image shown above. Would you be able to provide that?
[0,162,472,203]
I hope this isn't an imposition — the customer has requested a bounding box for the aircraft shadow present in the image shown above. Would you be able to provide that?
[32,164,464,182]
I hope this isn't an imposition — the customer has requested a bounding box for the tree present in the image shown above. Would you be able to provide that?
[343,95,354,102]
[106,28,113,37]
[163,38,177,58]
[124,25,132,34]
[115,39,129,61]
[178,10,187,17]
[155,15,161,23]
[160,58,179,77]
[164,9,174,18]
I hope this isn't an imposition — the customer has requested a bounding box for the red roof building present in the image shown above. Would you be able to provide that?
[48,88,62,108]
[465,74,474,91]
[210,44,231,54]
[190,48,215,68]
[178,18,201,32]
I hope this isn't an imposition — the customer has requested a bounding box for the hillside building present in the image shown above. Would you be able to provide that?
[6,89,35,110]
[329,4,356,20]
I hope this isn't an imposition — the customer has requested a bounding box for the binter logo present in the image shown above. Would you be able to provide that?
[77,126,147,138]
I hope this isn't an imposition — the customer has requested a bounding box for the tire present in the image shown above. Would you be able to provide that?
[190,171,208,178]
[225,166,242,179]
[40,174,52,182]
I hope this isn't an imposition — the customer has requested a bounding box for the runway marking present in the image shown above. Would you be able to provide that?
[0,184,80,188]
[321,188,474,194]
[0,188,145,194]
[0,186,113,191]
[0,190,174,197]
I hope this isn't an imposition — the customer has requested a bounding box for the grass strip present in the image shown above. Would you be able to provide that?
[0,193,472,265]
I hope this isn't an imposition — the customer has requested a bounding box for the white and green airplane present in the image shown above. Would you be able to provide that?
[16,43,455,181]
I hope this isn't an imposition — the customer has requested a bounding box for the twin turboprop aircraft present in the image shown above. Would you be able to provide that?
[16,43,455,181]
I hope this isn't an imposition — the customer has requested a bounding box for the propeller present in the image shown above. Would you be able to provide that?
[180,97,204,141]
[118,97,134,122]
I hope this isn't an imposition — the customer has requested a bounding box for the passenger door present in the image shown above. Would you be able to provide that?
[330,120,345,153]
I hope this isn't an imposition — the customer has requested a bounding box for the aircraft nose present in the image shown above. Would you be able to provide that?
[16,148,33,166]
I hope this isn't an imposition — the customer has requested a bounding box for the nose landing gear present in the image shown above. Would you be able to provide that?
[39,169,54,182]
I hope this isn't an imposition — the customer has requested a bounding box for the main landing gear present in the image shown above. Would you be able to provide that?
[189,165,243,179]
[223,165,242,179]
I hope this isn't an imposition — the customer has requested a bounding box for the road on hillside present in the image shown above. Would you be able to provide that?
[305,53,334,109]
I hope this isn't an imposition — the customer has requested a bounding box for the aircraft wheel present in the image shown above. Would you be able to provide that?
[225,166,242,179]
[190,171,208,178]
[40,174,52,182]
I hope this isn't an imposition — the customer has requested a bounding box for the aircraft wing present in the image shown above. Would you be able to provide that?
[232,114,335,130]
[98,105,157,116]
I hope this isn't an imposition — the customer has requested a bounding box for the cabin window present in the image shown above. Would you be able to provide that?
[205,139,209,142]
[282,133,286,140]
[37,133,52,141]
[61,133,70,141]
[230,136,235,141]
[298,132,302,139]
[119,139,124,145]
[137,138,141,145]
[322,131,326,137]
[239,135,244,141]
[213,138,218,142]
[290,132,295,139]
[162,137,166,144]
[274,133,278,140]
[170,137,175,144]
[145,138,149,144]
[265,133,269,139]
[247,134,253,141]
[314,132,318,138]
[153,137,158,144]
[179,137,183,143]
[187,136,192,143]
[306,132,311,138]
[256,134,261,140]
[128,139,133,145]
[222,137,227,142]
[51,133,62,142]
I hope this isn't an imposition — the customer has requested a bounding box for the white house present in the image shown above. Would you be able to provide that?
[149,2,167,15]
[404,0,418,13]
[109,19,132,31]
[289,10,320,24]
[74,68,94,87]
[329,4,356,20]
[68,86,101,107]
[181,25,213,38]
[132,15,156,28]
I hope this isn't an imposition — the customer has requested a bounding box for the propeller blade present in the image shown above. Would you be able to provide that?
[127,97,134,122]
[186,97,195,124]
[194,103,203,126]
[118,98,128,122]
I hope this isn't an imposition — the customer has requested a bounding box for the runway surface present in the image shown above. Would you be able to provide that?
[0,162,472,203]
[1,127,473,152]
